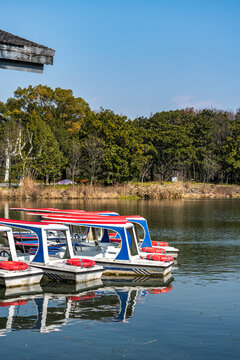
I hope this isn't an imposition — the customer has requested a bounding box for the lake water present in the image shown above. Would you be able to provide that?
[0,199,240,359]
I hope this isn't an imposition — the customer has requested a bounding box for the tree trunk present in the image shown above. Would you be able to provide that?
[72,166,75,182]
[19,162,26,185]
[4,152,10,182]
[193,164,196,180]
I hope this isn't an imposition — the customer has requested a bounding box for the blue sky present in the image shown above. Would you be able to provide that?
[1,0,239,119]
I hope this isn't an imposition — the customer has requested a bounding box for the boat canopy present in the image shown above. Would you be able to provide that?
[0,218,73,264]
[40,217,140,261]
[30,212,152,248]
[10,208,152,247]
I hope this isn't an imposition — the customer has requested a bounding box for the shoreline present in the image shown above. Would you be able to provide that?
[0,181,239,200]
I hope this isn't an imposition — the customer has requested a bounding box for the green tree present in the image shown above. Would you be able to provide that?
[27,112,66,183]
[79,135,106,185]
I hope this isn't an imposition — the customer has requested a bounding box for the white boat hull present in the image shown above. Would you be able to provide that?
[28,261,104,283]
[73,247,173,277]
[0,267,43,288]
[73,257,173,277]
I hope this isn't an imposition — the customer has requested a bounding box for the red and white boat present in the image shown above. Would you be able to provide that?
[35,215,174,277]
[0,226,43,288]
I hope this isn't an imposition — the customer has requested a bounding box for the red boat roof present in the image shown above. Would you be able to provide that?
[28,212,143,225]
[10,207,117,215]
[40,216,129,227]
[27,211,143,220]
[10,207,60,212]
[0,218,69,230]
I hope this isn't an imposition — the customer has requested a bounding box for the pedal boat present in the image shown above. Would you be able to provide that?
[0,226,43,288]
[38,216,174,277]
[31,211,179,259]
[12,208,179,258]
[0,219,104,283]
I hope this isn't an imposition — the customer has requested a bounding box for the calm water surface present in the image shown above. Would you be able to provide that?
[0,199,240,360]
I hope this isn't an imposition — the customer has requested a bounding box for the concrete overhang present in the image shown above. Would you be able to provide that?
[0,30,55,73]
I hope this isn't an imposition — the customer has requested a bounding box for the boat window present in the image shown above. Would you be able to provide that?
[134,224,142,242]
[126,227,138,256]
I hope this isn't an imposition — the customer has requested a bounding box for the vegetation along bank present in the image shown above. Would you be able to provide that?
[0,179,239,200]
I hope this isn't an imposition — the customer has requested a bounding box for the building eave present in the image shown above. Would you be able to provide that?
[0,30,55,73]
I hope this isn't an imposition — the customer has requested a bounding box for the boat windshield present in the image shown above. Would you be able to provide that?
[126,227,138,256]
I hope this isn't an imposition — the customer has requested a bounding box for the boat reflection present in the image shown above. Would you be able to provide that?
[0,284,43,336]
[0,275,173,335]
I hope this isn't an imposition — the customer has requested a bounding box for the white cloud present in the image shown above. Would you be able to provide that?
[171,95,222,110]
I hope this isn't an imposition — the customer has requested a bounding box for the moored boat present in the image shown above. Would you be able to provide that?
[0,219,104,283]
[21,208,179,258]
[0,226,43,288]
[38,216,174,277]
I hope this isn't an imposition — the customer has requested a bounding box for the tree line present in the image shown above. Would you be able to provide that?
[0,85,239,185]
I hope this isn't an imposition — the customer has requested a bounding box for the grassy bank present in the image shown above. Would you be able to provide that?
[0,178,239,200]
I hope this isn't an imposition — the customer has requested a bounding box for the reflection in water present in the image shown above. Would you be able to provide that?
[0,276,173,335]
[0,284,43,336]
